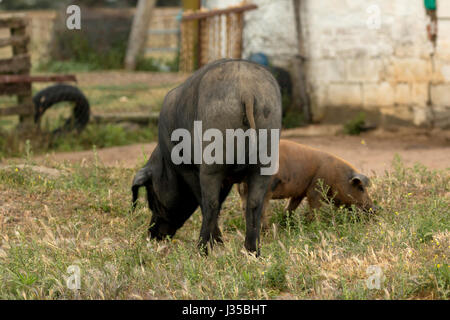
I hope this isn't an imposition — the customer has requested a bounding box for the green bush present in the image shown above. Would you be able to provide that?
[343,112,366,135]
[283,110,305,129]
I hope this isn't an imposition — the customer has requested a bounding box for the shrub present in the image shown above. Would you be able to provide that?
[343,112,366,135]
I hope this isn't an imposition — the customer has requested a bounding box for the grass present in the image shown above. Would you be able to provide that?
[0,154,448,299]
[34,60,100,73]
[83,82,170,114]
[0,78,179,159]
[0,124,157,159]
[35,56,180,74]
[34,57,178,73]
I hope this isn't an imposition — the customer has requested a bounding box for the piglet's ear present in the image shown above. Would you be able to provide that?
[349,174,370,187]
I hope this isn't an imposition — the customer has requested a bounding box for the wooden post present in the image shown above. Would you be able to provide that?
[226,14,232,58]
[199,18,209,67]
[10,18,33,128]
[125,0,156,70]
[292,0,312,123]
[236,13,243,59]
[182,0,201,72]
[180,4,256,71]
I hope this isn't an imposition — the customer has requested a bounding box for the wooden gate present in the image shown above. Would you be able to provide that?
[179,4,257,73]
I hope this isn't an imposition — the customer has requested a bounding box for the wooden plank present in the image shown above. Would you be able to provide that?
[0,83,31,96]
[0,54,31,74]
[0,74,77,84]
[0,17,28,29]
[182,4,257,21]
[0,103,33,116]
[0,35,30,48]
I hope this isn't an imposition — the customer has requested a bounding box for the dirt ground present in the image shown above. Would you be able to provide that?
[28,125,450,176]
[2,71,447,174]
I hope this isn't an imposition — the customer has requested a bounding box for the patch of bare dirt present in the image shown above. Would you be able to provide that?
[23,126,449,176]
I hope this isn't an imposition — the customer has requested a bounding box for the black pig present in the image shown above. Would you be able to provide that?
[131,59,282,255]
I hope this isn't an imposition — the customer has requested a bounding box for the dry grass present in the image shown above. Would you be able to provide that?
[0,154,448,299]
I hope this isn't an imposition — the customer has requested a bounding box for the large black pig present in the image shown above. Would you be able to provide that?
[131,59,282,255]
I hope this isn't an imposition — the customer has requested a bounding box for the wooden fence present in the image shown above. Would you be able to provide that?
[0,15,76,127]
[145,7,180,59]
[179,4,257,73]
[0,16,33,124]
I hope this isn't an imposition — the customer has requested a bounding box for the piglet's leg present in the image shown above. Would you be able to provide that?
[285,196,304,213]
[237,183,248,216]
[260,194,272,231]
[305,189,322,222]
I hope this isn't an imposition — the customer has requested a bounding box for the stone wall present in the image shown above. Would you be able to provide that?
[205,0,450,128]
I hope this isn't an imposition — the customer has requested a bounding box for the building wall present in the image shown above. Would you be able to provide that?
[205,0,450,128]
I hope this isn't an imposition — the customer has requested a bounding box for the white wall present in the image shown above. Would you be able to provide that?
[204,0,450,128]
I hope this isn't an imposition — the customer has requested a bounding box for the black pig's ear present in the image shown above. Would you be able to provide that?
[131,167,152,211]
[349,174,370,188]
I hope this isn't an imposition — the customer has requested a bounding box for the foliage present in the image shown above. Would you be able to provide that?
[49,29,129,71]
[0,123,157,159]
[343,112,367,135]
[136,55,179,72]
[282,110,305,129]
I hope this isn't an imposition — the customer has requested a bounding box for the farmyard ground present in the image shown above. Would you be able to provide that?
[0,72,448,300]
[0,146,448,299]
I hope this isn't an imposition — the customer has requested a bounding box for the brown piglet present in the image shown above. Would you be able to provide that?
[237,140,376,229]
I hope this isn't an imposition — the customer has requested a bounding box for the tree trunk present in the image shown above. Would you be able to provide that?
[292,0,311,123]
[125,0,156,70]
